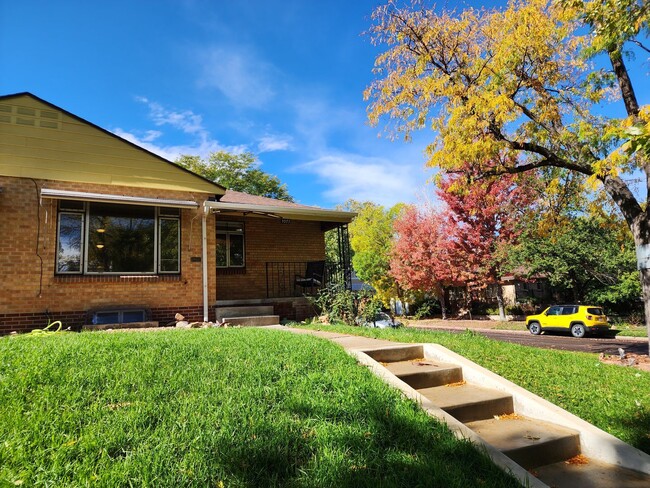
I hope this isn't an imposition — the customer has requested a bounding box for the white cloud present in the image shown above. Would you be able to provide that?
[295,154,426,208]
[141,130,162,142]
[196,46,276,108]
[258,134,293,153]
[112,97,248,161]
[113,128,246,161]
[136,97,208,137]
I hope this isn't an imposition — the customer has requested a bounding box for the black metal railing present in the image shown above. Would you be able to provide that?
[265,261,351,298]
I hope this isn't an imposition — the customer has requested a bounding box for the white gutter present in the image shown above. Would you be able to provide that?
[205,200,355,223]
[40,188,199,208]
[201,203,209,322]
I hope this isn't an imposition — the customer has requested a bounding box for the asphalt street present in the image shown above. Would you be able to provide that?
[411,325,649,356]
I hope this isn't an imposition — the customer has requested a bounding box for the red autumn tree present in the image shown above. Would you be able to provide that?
[391,167,535,319]
[436,168,536,318]
[391,205,468,319]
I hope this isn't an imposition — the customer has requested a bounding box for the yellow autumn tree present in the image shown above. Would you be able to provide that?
[365,0,650,348]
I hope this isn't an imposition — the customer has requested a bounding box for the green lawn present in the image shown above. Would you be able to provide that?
[0,328,520,488]
[298,323,650,454]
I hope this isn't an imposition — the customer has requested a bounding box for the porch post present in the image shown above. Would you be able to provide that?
[202,203,209,322]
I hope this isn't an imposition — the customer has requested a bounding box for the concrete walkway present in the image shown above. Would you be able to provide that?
[267,325,404,350]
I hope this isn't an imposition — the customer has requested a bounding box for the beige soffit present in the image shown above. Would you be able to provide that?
[205,200,355,223]
[40,188,199,208]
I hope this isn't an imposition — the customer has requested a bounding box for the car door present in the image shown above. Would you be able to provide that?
[541,306,562,328]
[559,306,578,331]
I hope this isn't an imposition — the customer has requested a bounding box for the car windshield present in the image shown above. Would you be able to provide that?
[587,307,604,315]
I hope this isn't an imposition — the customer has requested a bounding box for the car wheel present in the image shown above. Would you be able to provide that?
[570,323,587,338]
[528,322,542,335]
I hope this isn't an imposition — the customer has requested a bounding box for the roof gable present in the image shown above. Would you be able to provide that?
[0,92,225,195]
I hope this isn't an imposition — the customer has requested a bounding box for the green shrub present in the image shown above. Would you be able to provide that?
[309,284,358,324]
[410,297,441,319]
[505,305,524,315]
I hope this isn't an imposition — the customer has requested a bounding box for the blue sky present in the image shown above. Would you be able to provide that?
[1,1,648,208]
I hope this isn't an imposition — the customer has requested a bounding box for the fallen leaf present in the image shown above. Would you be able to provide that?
[494,413,522,421]
[565,454,589,465]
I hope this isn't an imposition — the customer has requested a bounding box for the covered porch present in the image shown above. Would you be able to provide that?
[204,191,354,322]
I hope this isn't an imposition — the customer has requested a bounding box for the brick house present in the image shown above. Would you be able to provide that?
[0,93,354,333]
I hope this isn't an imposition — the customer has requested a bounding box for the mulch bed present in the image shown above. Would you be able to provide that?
[599,352,650,372]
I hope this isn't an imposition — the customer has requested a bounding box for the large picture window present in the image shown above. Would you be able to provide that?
[216,221,245,268]
[55,201,180,275]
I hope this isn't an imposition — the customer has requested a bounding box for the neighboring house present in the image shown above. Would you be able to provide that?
[0,93,354,333]
[446,275,550,315]
[499,274,550,306]
[350,270,373,292]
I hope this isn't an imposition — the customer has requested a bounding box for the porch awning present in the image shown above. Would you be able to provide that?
[40,188,200,208]
[204,200,355,223]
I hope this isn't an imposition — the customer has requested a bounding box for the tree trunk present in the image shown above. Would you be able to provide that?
[639,268,650,343]
[496,284,507,321]
[439,288,447,320]
[630,224,650,355]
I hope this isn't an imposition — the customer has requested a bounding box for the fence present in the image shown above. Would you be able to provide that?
[265,261,351,298]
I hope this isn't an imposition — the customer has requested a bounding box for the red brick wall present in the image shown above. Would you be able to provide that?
[216,217,326,300]
[0,176,216,332]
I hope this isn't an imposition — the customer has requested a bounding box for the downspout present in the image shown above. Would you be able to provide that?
[202,203,209,322]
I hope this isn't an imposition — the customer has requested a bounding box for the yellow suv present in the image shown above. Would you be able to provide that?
[526,305,610,338]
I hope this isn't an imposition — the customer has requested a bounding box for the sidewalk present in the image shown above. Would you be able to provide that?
[266,324,406,350]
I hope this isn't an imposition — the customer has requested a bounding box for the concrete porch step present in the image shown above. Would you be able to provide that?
[215,305,274,322]
[384,359,463,389]
[222,315,280,327]
[417,383,514,422]
[533,457,650,487]
[465,416,581,469]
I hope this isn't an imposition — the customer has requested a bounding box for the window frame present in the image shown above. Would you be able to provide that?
[158,215,181,274]
[216,221,246,269]
[55,201,181,276]
[55,210,85,274]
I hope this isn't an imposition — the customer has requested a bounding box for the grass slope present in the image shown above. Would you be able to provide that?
[0,328,519,487]
[300,324,650,454]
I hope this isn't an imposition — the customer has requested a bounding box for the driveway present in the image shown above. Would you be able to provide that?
[409,321,649,356]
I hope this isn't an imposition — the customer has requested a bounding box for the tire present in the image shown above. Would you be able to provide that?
[570,323,587,338]
[528,322,542,335]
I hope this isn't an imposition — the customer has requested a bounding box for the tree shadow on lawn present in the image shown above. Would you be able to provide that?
[218,394,521,488]
[613,410,650,455]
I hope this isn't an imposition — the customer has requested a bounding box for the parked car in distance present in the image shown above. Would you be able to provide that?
[526,305,610,338]
[356,312,402,329]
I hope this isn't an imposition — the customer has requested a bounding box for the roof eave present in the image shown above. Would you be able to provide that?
[205,201,356,223]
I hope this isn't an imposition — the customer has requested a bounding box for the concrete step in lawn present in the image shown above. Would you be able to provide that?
[465,416,581,469]
[533,458,650,488]
[417,383,514,423]
[384,359,463,389]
